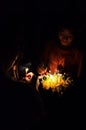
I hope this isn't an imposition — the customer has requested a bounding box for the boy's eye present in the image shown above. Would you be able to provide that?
[61,35,72,39]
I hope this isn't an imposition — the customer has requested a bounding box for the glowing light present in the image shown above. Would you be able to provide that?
[6,58,74,95]
[39,72,73,93]
[25,68,29,73]
[23,72,34,82]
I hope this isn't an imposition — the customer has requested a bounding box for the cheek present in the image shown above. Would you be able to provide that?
[59,36,63,41]
[68,38,73,43]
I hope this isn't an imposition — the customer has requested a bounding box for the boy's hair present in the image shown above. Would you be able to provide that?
[57,23,75,35]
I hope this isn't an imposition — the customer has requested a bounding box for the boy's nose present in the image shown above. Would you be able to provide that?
[63,36,69,40]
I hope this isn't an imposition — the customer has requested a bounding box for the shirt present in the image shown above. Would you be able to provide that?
[40,40,83,78]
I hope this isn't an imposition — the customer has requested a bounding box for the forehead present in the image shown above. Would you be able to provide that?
[59,29,73,35]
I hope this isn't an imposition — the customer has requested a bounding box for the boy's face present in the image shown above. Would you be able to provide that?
[58,29,74,46]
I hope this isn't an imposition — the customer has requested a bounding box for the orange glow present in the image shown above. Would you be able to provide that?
[58,57,65,68]
[40,72,73,93]
[48,55,65,73]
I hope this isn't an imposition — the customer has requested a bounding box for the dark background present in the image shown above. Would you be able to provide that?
[0,0,86,65]
[0,0,86,129]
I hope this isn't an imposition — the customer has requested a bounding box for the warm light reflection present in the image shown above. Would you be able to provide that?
[22,72,34,82]
[6,57,74,95]
[37,72,73,93]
